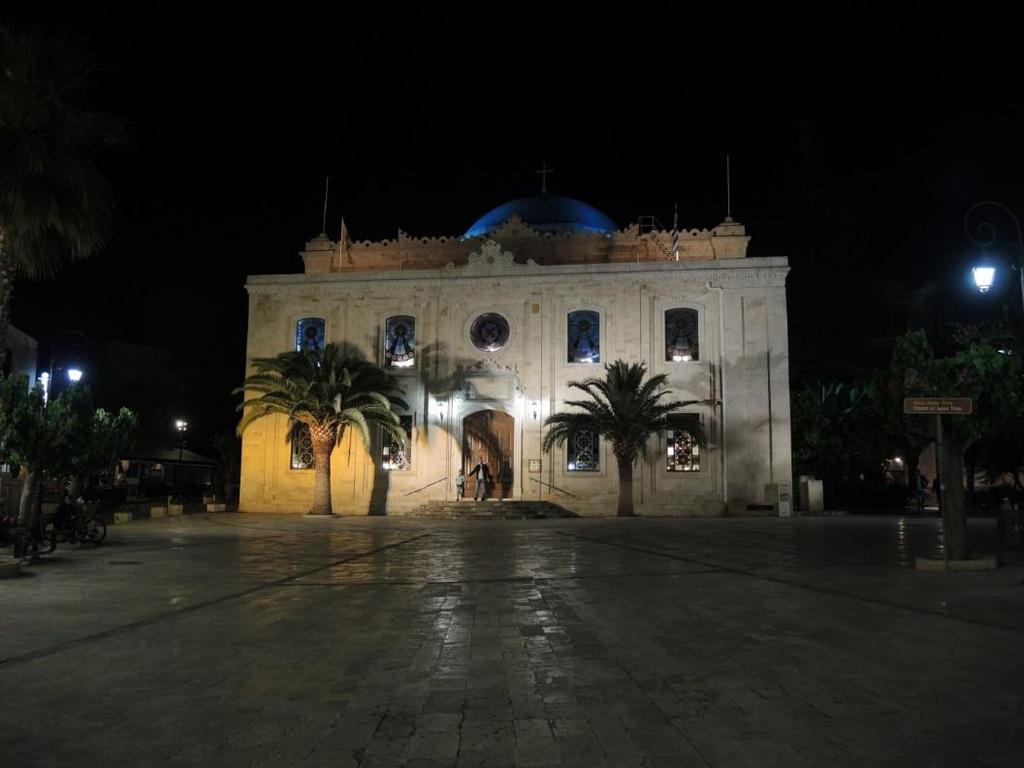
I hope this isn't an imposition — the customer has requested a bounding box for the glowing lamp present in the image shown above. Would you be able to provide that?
[973,266,995,293]
[67,368,83,383]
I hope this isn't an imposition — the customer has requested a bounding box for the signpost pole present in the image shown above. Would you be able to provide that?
[935,413,948,569]
[903,398,971,570]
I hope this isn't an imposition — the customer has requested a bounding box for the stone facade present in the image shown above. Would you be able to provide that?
[241,208,792,516]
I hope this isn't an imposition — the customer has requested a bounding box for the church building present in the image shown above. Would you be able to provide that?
[240,188,792,516]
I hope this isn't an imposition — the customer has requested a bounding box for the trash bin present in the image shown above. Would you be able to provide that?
[997,503,1024,565]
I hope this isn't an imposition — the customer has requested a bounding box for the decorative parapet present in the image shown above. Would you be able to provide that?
[299,216,752,274]
[444,240,540,273]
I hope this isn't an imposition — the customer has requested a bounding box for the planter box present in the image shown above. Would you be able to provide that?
[150,506,167,519]
[206,503,227,512]
[114,511,133,524]
[167,504,184,517]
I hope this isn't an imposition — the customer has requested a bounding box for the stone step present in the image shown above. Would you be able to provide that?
[407,501,576,520]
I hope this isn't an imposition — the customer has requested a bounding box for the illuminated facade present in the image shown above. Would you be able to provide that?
[241,195,792,516]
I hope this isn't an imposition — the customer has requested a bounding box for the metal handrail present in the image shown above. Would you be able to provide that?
[529,477,577,498]
[402,476,449,497]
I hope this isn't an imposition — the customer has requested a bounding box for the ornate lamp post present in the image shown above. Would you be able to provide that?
[965,200,1024,327]
[965,201,1024,564]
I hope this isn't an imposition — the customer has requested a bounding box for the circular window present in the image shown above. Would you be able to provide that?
[470,313,511,352]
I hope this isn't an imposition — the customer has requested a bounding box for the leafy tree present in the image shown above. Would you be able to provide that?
[235,344,407,516]
[874,335,940,491]
[61,392,138,496]
[0,26,124,362]
[0,376,136,529]
[542,360,701,517]
[896,329,1022,559]
[791,379,883,507]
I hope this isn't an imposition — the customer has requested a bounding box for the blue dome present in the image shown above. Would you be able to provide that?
[464,195,618,238]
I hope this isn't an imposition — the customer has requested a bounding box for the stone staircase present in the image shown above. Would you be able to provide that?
[407,500,577,520]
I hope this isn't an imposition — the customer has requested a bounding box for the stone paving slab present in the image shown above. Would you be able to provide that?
[0,513,1021,767]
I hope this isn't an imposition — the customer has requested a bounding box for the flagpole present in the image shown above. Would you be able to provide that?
[321,176,330,233]
[726,155,732,220]
[671,202,679,261]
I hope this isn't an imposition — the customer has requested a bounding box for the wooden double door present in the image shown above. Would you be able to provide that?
[463,410,514,499]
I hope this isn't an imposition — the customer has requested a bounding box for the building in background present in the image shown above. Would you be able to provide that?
[241,191,793,517]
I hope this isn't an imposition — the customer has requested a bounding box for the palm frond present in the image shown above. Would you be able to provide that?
[236,344,407,456]
[543,359,702,457]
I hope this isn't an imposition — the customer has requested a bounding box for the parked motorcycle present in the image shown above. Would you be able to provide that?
[44,498,107,548]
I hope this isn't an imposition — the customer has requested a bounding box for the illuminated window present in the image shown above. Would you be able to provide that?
[296,318,326,353]
[567,429,600,472]
[385,315,416,368]
[291,424,315,469]
[567,310,600,363]
[382,415,414,470]
[666,415,700,472]
[470,313,510,352]
[665,308,698,362]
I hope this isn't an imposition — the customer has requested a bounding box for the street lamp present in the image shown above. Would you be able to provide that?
[972,266,995,294]
[46,329,89,402]
[965,200,1024,314]
[175,419,188,462]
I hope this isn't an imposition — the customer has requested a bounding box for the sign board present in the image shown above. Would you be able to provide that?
[528,459,542,473]
[903,397,973,415]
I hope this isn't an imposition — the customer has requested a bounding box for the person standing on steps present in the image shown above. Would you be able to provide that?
[455,470,466,501]
[469,457,490,501]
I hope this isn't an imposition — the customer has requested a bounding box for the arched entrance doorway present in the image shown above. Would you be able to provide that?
[463,410,514,499]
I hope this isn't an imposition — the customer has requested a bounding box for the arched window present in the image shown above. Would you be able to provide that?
[385,315,416,368]
[666,414,700,472]
[290,424,315,469]
[382,415,414,470]
[665,308,698,362]
[567,428,600,471]
[296,317,326,353]
[567,310,600,363]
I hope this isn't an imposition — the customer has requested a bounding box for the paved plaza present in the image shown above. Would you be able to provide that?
[1,513,1021,767]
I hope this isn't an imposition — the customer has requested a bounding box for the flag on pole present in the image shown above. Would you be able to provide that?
[671,202,679,261]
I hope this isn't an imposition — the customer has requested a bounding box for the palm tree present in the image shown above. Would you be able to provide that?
[0,26,122,363]
[542,360,704,517]
[236,344,408,516]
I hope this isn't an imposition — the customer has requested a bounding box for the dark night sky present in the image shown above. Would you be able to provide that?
[7,2,1024,452]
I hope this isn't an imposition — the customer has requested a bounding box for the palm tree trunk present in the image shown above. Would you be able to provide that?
[615,452,635,517]
[310,425,335,516]
[0,235,13,371]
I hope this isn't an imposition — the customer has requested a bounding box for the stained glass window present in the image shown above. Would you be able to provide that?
[665,308,698,362]
[567,429,599,471]
[291,424,315,469]
[666,415,700,472]
[567,310,600,363]
[382,415,414,471]
[296,317,326,353]
[385,315,416,368]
